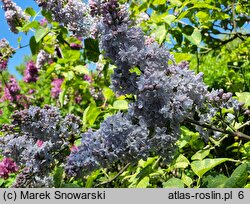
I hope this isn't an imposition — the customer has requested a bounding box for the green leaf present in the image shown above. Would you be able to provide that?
[152,0,166,6]
[17,36,22,44]
[191,149,210,161]
[170,0,182,7]
[103,87,115,100]
[184,28,202,45]
[245,183,250,188]
[53,167,64,188]
[84,38,100,62]
[203,174,228,188]
[61,183,80,188]
[30,36,40,55]
[224,163,249,188]
[71,65,89,75]
[83,102,102,126]
[191,158,229,178]
[35,28,49,43]
[85,170,101,188]
[196,11,209,19]
[63,71,75,81]
[83,105,90,125]
[59,86,67,107]
[136,176,150,188]
[112,100,128,110]
[235,92,250,107]
[24,7,36,17]
[172,53,193,63]
[163,178,184,188]
[164,14,176,26]
[20,21,40,32]
[174,154,190,169]
[181,173,193,187]
[152,24,166,45]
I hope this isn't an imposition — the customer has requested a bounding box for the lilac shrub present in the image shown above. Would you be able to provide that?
[65,0,249,177]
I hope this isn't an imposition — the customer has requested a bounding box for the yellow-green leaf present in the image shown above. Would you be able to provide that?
[136,177,150,188]
[191,149,210,160]
[163,178,184,188]
[191,158,229,178]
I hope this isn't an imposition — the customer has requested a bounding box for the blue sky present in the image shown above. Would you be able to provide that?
[0,0,39,79]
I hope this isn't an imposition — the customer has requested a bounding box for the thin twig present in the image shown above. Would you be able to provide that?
[95,163,131,187]
[185,118,250,140]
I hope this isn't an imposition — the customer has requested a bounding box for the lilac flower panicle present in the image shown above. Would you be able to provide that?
[0,105,82,187]
[1,0,29,33]
[34,0,95,37]
[2,76,20,102]
[0,38,15,71]
[64,1,250,178]
[0,157,18,179]
[23,61,39,83]
[51,78,64,98]
[36,50,53,69]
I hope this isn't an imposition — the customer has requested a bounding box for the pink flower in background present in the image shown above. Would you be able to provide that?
[3,76,20,101]
[70,43,82,50]
[23,61,39,83]
[0,59,8,71]
[0,110,3,116]
[83,74,92,82]
[70,145,78,152]
[36,140,44,148]
[75,95,82,104]
[39,18,48,26]
[28,89,36,94]
[51,78,64,98]
[0,157,18,179]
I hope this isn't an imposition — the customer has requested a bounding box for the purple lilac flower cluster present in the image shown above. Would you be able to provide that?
[0,38,15,72]
[51,78,64,99]
[0,0,29,33]
[0,105,82,187]
[0,157,18,179]
[23,61,39,83]
[36,50,53,69]
[34,0,95,37]
[65,1,248,177]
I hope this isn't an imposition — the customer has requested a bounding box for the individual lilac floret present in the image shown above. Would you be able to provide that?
[1,0,29,33]
[23,61,39,83]
[51,78,63,98]
[0,157,18,179]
